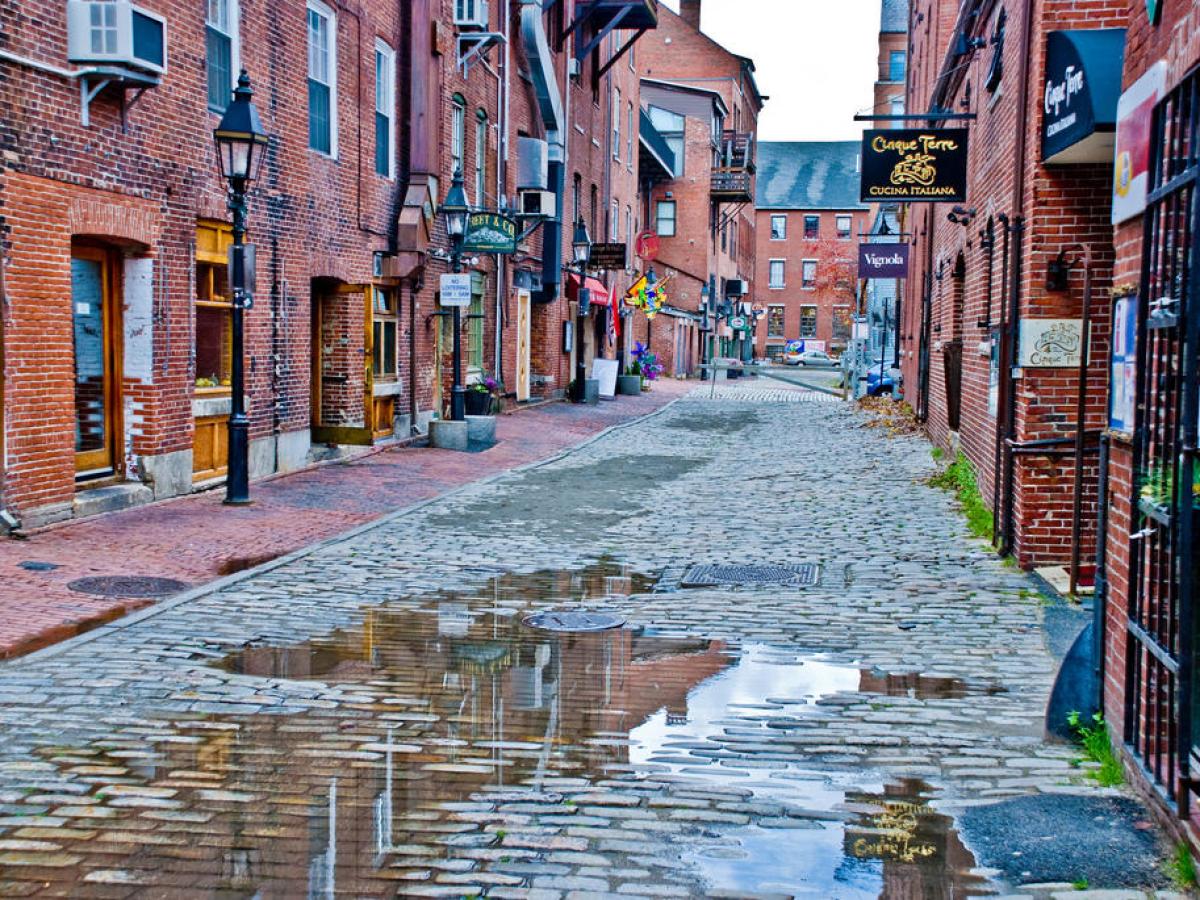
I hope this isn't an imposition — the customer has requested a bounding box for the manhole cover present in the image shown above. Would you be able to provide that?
[67,576,190,599]
[680,563,821,587]
[18,561,60,572]
[522,610,626,632]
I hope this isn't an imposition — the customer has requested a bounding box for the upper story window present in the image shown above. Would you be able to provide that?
[770,215,787,240]
[613,87,622,161]
[769,259,785,288]
[890,95,905,116]
[206,0,238,111]
[475,111,488,207]
[804,215,820,239]
[450,95,466,176]
[656,200,676,237]
[627,102,634,165]
[836,215,852,239]
[647,106,685,177]
[802,260,817,289]
[888,50,906,83]
[374,41,394,178]
[307,0,336,156]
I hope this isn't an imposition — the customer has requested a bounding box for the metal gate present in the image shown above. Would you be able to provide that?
[1126,69,1200,814]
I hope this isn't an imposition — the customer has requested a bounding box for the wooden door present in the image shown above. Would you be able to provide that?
[70,248,119,477]
[516,289,531,401]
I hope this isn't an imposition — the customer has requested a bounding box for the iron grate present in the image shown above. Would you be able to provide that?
[680,563,821,588]
[522,610,626,633]
[67,576,190,599]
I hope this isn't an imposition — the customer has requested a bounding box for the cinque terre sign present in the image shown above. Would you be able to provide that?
[860,128,969,202]
[463,212,518,254]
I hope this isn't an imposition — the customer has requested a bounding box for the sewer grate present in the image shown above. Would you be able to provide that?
[680,563,821,588]
[522,610,626,633]
[67,575,190,599]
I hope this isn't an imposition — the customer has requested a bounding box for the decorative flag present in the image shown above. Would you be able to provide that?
[624,274,647,308]
[608,282,620,342]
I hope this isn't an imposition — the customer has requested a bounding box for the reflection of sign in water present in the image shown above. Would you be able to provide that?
[1019,318,1083,367]
[463,212,517,253]
[860,129,969,202]
[847,799,939,863]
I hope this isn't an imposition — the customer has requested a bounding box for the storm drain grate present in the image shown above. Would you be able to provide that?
[523,610,626,633]
[67,576,190,599]
[680,563,821,588]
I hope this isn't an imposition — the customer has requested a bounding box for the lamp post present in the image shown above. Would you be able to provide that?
[213,70,269,505]
[570,218,592,403]
[441,168,470,422]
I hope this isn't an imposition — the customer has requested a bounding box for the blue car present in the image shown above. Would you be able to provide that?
[865,369,896,396]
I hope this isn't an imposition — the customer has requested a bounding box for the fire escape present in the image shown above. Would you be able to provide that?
[561,0,659,78]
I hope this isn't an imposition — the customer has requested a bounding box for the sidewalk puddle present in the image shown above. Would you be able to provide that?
[6,562,995,895]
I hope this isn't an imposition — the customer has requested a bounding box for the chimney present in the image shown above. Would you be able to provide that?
[680,0,701,31]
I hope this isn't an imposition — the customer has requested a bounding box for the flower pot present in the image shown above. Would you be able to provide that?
[464,391,493,416]
[617,374,642,396]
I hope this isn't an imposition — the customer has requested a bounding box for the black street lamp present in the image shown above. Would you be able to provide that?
[213,70,269,505]
[570,218,592,403]
[441,168,470,422]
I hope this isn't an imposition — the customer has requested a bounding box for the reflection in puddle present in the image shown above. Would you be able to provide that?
[9,562,988,897]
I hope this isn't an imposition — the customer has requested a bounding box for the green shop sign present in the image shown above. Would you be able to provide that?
[463,212,518,254]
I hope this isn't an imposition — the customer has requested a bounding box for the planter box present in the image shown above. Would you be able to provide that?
[464,391,493,416]
[617,374,642,396]
[584,379,600,405]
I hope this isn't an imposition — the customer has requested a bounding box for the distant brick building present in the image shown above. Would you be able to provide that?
[753,143,868,359]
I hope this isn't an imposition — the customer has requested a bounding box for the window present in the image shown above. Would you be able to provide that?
[647,106,685,176]
[890,95,905,116]
[475,112,488,207]
[627,102,634,165]
[206,0,238,111]
[467,277,485,374]
[194,221,234,391]
[800,306,817,337]
[611,199,620,240]
[450,96,466,176]
[888,50,906,82]
[985,9,1006,93]
[836,215,852,239]
[804,215,819,239]
[802,260,817,289]
[770,215,787,240]
[769,259,785,288]
[767,305,785,337]
[656,200,676,236]
[572,173,582,226]
[613,87,621,160]
[307,0,336,155]
[374,42,394,177]
[372,288,398,379]
[625,205,633,256]
[590,184,598,236]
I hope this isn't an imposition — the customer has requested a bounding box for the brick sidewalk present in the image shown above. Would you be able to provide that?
[0,381,691,659]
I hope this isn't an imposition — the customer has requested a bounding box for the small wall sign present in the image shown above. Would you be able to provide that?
[439,272,472,307]
[1018,318,1084,367]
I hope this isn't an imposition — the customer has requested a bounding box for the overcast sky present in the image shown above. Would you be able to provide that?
[659,0,880,141]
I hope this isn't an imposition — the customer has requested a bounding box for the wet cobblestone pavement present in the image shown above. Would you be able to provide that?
[0,387,1179,898]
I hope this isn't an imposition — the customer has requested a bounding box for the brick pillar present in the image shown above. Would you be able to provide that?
[680,0,701,31]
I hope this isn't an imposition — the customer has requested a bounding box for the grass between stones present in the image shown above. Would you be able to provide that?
[928,451,994,542]
[1168,842,1198,891]
[1067,711,1124,788]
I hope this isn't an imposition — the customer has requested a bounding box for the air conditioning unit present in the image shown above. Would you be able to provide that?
[726,279,749,297]
[519,189,556,219]
[454,0,490,29]
[567,58,582,78]
[67,0,167,74]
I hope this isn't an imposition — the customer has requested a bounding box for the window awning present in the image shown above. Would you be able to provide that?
[1042,29,1125,165]
[638,107,675,181]
[567,273,611,305]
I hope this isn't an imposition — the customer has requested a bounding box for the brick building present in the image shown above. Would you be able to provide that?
[899,0,1124,573]
[753,143,868,359]
[1094,0,1200,844]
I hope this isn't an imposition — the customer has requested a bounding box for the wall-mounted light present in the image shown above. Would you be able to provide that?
[1046,250,1070,292]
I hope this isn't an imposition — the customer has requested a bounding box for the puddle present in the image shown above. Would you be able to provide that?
[10,562,991,896]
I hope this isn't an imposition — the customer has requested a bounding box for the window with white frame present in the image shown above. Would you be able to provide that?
[612,87,621,160]
[655,200,676,237]
[206,0,238,111]
[625,206,632,255]
[803,215,819,239]
[307,0,336,155]
[450,95,465,176]
[647,106,685,176]
[800,305,817,337]
[836,214,852,239]
[611,199,619,240]
[767,305,785,337]
[475,111,488,207]
[626,102,634,164]
[802,259,817,289]
[769,259,785,288]
[374,41,394,177]
[770,215,786,240]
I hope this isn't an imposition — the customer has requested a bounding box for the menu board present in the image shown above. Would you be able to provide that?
[1109,294,1137,434]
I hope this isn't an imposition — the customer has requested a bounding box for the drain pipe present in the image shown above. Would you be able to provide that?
[494,0,511,387]
[519,0,565,305]
[1069,244,1095,595]
[1093,431,1110,710]
[990,213,1011,542]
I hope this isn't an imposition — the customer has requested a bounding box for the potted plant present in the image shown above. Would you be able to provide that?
[630,342,664,391]
[465,374,498,416]
[618,359,642,396]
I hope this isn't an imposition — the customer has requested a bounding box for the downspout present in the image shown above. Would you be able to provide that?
[495,0,510,388]
[991,213,1011,540]
[1069,245,1094,595]
[519,0,565,304]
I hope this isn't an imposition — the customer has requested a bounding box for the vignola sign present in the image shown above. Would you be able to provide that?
[858,243,910,278]
[859,128,969,202]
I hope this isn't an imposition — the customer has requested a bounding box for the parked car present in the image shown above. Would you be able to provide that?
[796,349,838,367]
[865,369,896,396]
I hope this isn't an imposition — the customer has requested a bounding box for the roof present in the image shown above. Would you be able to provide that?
[641,78,729,116]
[756,142,868,210]
[881,0,909,33]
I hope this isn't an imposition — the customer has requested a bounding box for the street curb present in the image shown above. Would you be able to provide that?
[7,395,685,669]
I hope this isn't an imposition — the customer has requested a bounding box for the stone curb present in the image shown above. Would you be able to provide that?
[7,395,686,669]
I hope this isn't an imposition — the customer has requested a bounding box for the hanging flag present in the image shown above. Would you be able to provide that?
[608,282,620,342]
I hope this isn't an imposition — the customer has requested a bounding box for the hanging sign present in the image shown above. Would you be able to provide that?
[858,243,910,278]
[635,231,660,261]
[860,129,969,202]
[730,316,747,329]
[589,242,629,270]
[1113,60,1166,224]
[1018,318,1083,367]
[1041,29,1125,165]
[1108,295,1137,433]
[463,212,517,254]
[439,272,472,307]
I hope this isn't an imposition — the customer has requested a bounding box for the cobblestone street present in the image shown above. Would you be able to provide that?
[0,386,1178,898]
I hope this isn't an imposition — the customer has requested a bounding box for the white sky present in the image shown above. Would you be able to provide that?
[659,0,880,141]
